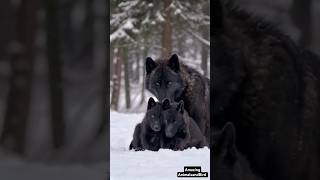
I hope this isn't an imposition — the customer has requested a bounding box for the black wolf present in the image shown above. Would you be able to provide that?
[145,54,210,142]
[129,97,162,151]
[212,122,262,180]
[213,0,320,179]
[160,99,208,150]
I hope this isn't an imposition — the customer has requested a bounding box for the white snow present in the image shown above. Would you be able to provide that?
[110,111,210,180]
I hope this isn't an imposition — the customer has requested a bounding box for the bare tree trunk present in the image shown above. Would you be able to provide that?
[135,51,140,83]
[0,0,38,154]
[123,47,131,109]
[45,0,65,149]
[95,48,107,139]
[291,0,312,48]
[201,2,209,76]
[111,48,122,111]
[60,0,75,63]
[80,0,95,68]
[110,44,114,77]
[140,41,148,105]
[161,0,173,57]
[0,1,14,60]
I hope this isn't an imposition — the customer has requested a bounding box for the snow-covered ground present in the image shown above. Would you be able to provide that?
[110,111,210,180]
[0,150,107,180]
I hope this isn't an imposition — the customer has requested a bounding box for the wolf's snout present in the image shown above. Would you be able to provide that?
[153,124,161,131]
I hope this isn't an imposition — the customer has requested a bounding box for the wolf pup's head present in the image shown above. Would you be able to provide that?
[212,0,247,116]
[145,54,185,102]
[212,122,237,179]
[145,97,162,132]
[212,122,261,180]
[161,99,186,138]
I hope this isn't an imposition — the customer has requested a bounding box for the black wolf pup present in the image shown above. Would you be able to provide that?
[160,99,208,151]
[213,0,320,179]
[145,54,210,142]
[129,97,162,151]
[212,122,263,180]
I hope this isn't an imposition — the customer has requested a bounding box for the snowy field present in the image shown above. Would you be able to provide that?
[110,111,210,180]
[0,151,107,180]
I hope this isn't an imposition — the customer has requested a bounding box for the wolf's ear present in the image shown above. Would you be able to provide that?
[216,122,237,161]
[147,97,156,110]
[176,100,184,113]
[212,0,224,31]
[168,54,180,72]
[146,57,157,75]
[162,99,171,110]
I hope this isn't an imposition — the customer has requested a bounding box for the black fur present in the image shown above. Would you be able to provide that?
[160,99,208,151]
[145,54,210,142]
[213,1,320,179]
[212,122,262,180]
[129,97,162,151]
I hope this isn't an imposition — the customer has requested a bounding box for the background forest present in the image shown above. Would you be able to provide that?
[110,0,320,113]
[110,0,210,112]
[0,0,107,169]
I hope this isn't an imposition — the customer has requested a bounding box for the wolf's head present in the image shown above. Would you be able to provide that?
[161,99,186,138]
[145,97,162,132]
[145,54,185,102]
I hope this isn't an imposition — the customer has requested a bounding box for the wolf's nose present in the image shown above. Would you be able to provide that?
[153,125,160,131]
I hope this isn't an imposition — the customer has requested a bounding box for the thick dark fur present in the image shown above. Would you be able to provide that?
[160,99,208,151]
[212,122,262,180]
[213,0,320,179]
[129,97,162,151]
[145,54,210,142]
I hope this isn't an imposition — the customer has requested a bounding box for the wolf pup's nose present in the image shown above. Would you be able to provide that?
[153,124,160,131]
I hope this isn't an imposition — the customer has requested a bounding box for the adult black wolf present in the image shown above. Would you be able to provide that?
[145,54,210,142]
[129,97,162,151]
[213,0,320,180]
[212,122,262,180]
[160,99,208,150]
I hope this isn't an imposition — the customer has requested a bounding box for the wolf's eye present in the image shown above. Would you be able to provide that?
[155,82,160,86]
[167,81,172,85]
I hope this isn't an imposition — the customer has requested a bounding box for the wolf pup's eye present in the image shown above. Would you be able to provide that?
[155,82,160,86]
[167,81,172,85]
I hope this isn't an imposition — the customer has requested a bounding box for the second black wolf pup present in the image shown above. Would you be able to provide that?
[129,97,162,151]
[161,99,208,150]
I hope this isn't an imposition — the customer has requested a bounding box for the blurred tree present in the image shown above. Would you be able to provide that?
[0,0,39,154]
[161,0,173,57]
[123,47,131,109]
[200,1,209,76]
[45,0,65,149]
[134,50,141,83]
[0,1,14,60]
[111,47,122,111]
[291,0,312,48]
[59,0,76,63]
[80,0,95,68]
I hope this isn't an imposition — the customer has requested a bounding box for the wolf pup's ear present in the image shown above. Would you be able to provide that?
[176,100,184,113]
[168,54,180,72]
[162,99,171,110]
[212,0,224,31]
[146,57,157,75]
[147,97,156,110]
[217,122,237,162]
